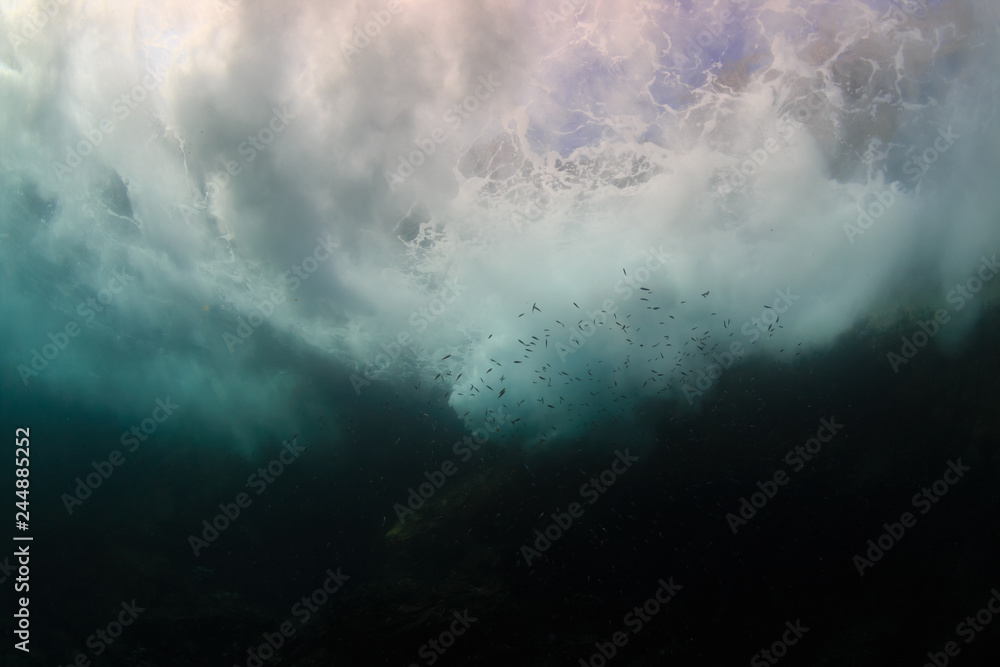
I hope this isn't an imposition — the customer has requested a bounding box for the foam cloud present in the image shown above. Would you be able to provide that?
[2,0,998,451]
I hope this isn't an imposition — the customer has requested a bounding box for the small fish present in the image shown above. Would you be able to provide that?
[701,291,710,298]
[441,354,451,360]
[532,303,540,312]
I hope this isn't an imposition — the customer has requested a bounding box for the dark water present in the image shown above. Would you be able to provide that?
[3,304,999,666]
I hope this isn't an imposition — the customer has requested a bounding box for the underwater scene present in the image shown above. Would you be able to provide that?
[2,0,1000,664]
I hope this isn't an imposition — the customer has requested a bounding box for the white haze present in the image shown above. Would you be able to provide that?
[1,0,998,450]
